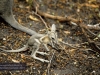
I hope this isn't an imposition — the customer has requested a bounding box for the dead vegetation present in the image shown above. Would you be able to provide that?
[0,0,100,75]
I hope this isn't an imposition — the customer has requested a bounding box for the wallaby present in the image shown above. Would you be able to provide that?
[0,24,58,62]
[0,0,58,62]
[0,0,42,36]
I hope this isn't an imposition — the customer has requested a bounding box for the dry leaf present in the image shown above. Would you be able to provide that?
[64,31,70,35]
[1,53,7,56]
[69,49,76,56]
[18,18,22,24]
[21,54,25,58]
[12,59,20,63]
[29,15,40,21]
[42,71,47,75]
[58,38,62,42]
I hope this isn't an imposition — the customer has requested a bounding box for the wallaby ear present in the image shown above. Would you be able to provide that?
[51,24,56,32]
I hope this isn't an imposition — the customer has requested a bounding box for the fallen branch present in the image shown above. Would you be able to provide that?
[79,22,100,54]
[47,50,55,75]
[37,10,100,30]
[33,7,49,29]
[33,1,100,31]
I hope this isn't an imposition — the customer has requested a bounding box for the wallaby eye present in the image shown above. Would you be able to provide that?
[51,37,55,40]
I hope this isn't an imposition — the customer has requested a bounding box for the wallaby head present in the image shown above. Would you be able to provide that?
[47,24,58,47]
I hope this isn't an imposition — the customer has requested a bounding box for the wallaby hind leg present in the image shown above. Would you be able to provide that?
[31,45,49,62]
[31,54,49,63]
[36,51,49,55]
